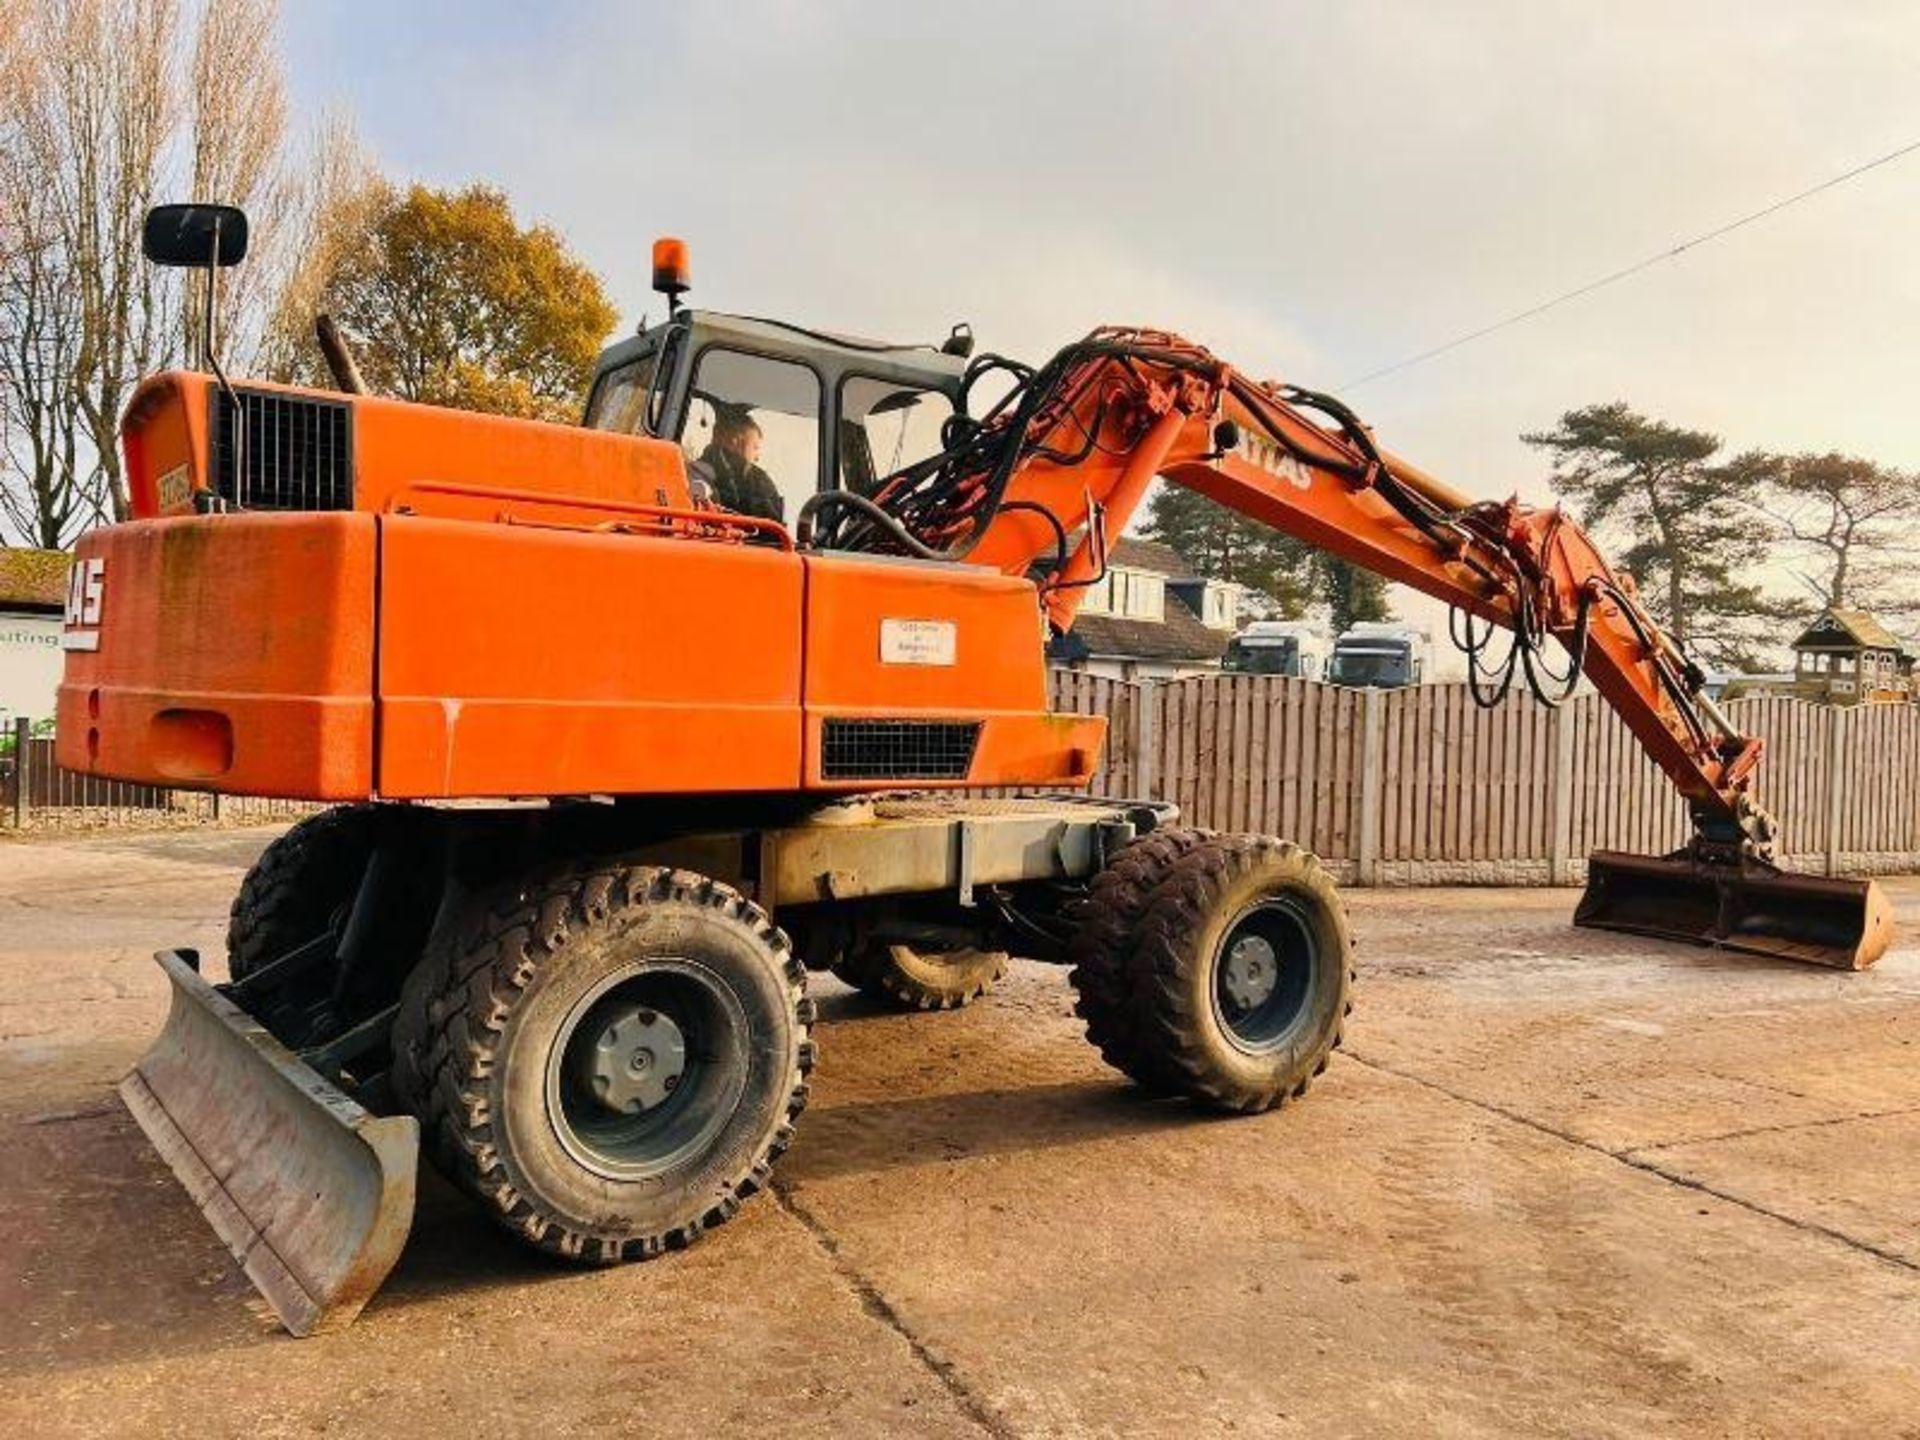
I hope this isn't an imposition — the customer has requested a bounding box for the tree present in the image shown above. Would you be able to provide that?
[1320,559,1392,635]
[29,0,180,525]
[0,0,370,546]
[1140,484,1312,615]
[182,0,290,368]
[311,184,618,421]
[1522,402,1781,670]
[1141,483,1394,631]
[1758,452,1920,620]
[256,112,384,383]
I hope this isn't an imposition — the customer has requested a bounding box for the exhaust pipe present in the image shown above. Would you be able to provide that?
[1576,851,1894,970]
[120,950,417,1335]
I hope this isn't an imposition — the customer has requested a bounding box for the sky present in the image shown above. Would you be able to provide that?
[279,1,1920,635]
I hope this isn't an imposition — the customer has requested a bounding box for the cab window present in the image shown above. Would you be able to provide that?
[838,376,954,493]
[683,348,821,526]
[583,351,657,432]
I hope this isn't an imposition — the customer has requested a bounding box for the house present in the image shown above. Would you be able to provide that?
[0,548,71,728]
[1781,608,1913,705]
[1047,539,1242,681]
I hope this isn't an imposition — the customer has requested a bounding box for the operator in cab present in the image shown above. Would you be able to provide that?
[689,406,784,523]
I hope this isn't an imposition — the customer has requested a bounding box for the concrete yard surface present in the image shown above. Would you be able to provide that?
[1,828,1917,1438]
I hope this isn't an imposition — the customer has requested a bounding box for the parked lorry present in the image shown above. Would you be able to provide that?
[1330,622,1430,688]
[1222,620,1331,679]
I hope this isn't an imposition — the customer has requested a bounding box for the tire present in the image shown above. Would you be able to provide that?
[1127,835,1353,1113]
[831,942,1006,1011]
[225,805,382,1045]
[409,864,814,1263]
[1067,826,1213,1094]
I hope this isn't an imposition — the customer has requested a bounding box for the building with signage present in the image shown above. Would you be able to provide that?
[0,548,70,729]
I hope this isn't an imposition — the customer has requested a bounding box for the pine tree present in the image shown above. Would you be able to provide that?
[1523,403,1782,670]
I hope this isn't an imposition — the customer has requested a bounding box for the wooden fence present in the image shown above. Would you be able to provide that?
[7,683,1916,883]
[1048,672,1919,884]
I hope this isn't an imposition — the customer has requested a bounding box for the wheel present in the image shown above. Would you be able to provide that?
[1125,835,1352,1113]
[409,864,814,1262]
[1067,826,1212,1094]
[225,805,381,1045]
[831,942,1007,1011]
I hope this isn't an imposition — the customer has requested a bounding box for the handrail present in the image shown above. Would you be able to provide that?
[387,479,795,551]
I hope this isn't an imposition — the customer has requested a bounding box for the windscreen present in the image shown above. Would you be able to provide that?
[838,376,954,493]
[1223,637,1300,676]
[1330,647,1411,687]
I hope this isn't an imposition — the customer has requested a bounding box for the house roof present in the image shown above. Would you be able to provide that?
[1106,537,1197,580]
[1046,536,1232,664]
[1050,602,1229,665]
[1792,608,1907,655]
[0,548,70,613]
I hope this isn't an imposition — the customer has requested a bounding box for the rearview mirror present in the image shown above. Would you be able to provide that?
[142,204,249,268]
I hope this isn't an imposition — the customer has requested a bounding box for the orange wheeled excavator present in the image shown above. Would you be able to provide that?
[62,206,1891,1335]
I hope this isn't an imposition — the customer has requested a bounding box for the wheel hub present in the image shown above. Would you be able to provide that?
[581,1006,687,1114]
[1220,934,1280,1012]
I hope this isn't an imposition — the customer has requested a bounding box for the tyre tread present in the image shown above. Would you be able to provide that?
[412,863,813,1264]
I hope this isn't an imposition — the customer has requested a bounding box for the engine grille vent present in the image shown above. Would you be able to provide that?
[210,387,354,511]
[821,719,981,781]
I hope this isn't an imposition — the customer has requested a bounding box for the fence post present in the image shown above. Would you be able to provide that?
[11,717,29,829]
[1356,687,1384,886]
[1547,703,1575,885]
[1825,705,1844,877]
[1134,680,1158,801]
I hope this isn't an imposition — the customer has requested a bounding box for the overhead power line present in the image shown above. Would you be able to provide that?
[1340,132,1920,391]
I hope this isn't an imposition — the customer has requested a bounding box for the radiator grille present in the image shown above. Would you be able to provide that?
[821,719,981,781]
[210,388,354,510]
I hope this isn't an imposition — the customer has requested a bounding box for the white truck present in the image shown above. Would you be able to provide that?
[1330,622,1430,689]
[1221,620,1332,680]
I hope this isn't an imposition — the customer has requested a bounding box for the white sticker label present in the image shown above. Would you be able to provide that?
[879,618,957,666]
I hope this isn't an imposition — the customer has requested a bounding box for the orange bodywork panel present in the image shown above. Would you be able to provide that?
[375,517,805,798]
[800,554,1103,790]
[56,511,1095,801]
[55,514,377,798]
[121,371,692,523]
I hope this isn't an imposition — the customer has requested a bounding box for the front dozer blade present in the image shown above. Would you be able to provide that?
[120,949,417,1336]
[1576,851,1894,970]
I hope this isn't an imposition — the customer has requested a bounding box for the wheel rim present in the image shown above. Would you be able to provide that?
[1209,897,1317,1053]
[544,959,749,1180]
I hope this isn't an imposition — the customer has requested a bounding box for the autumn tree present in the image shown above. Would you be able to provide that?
[310,184,617,421]
[1757,452,1920,620]
[1141,483,1392,631]
[1522,402,1782,670]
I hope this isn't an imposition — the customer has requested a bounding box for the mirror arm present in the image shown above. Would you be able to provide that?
[203,214,246,505]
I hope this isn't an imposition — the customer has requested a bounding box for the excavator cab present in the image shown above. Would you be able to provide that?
[583,309,975,526]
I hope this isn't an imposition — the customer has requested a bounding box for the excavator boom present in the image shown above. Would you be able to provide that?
[808,327,1890,969]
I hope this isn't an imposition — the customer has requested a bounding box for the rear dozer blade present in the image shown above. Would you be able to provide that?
[1576,851,1894,970]
[119,949,417,1336]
